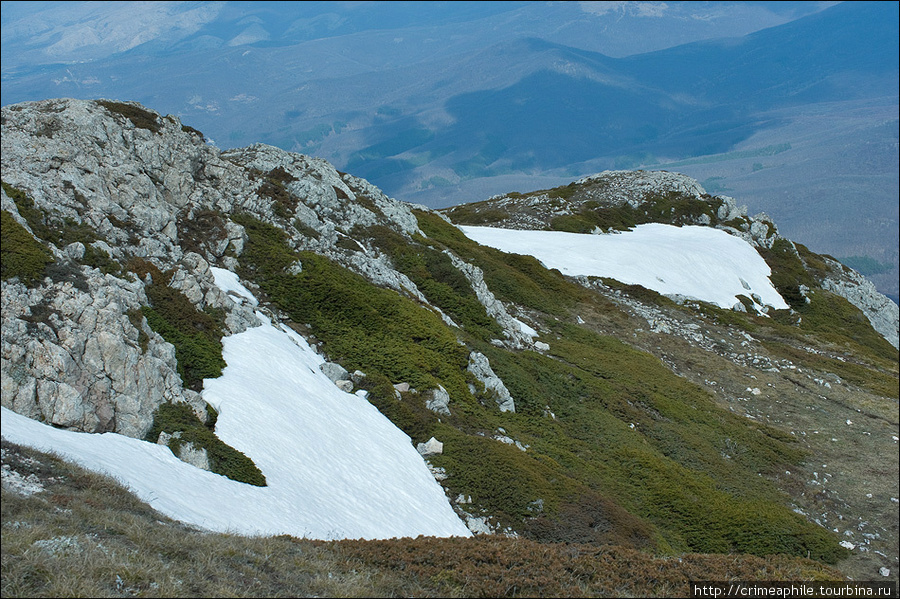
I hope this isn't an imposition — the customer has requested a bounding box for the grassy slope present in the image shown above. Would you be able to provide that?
[233,209,852,563]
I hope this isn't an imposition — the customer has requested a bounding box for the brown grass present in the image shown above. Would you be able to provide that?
[2,440,844,598]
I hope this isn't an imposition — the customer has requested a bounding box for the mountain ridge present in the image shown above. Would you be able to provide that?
[1,98,898,587]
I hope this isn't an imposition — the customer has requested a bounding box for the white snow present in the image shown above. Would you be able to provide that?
[513,318,537,338]
[210,267,258,306]
[461,224,788,311]
[1,272,471,540]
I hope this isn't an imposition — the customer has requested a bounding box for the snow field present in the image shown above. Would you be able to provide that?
[461,223,788,311]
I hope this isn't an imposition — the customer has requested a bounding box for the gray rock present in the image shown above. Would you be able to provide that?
[177,442,211,471]
[821,259,899,349]
[416,437,443,457]
[320,362,350,383]
[467,352,515,412]
[424,385,451,416]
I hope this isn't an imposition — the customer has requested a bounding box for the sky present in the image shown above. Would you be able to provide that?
[1,224,788,540]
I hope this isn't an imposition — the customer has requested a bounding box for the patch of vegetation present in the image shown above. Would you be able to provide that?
[548,182,578,200]
[180,124,204,138]
[128,258,225,392]
[475,323,846,561]
[759,240,898,364]
[598,278,679,309]
[233,214,470,407]
[548,191,722,234]
[177,209,228,258]
[2,181,121,276]
[415,209,591,315]
[145,402,266,487]
[95,100,161,133]
[360,224,504,341]
[227,211,850,563]
[442,200,511,225]
[0,210,54,286]
[256,167,299,220]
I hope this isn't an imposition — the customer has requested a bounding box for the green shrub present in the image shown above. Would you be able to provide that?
[0,210,54,285]
[415,209,589,315]
[96,100,161,133]
[129,259,225,391]
[146,402,266,487]
[234,215,470,400]
[361,224,503,340]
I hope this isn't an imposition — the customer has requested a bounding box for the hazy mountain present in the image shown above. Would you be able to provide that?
[1,1,896,297]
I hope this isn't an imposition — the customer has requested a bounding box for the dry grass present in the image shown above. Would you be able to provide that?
[2,440,844,598]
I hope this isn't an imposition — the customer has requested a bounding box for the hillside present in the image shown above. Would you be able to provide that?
[1,99,898,592]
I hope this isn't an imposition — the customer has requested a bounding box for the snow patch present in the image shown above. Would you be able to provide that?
[1,272,470,540]
[461,224,788,311]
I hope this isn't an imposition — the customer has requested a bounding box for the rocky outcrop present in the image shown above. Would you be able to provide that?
[424,385,452,416]
[467,352,515,412]
[445,252,533,349]
[575,170,707,206]
[0,265,189,438]
[821,258,900,349]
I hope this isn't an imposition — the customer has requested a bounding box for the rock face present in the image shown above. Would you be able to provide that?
[467,352,515,412]
[424,386,452,416]
[821,258,900,349]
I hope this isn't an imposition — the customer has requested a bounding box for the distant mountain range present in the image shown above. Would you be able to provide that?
[1,1,897,300]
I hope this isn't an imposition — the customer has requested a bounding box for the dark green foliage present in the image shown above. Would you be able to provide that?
[129,259,225,391]
[470,323,847,561]
[759,238,816,310]
[548,182,577,200]
[415,209,589,315]
[96,100,161,133]
[44,261,90,292]
[234,214,470,398]
[361,224,504,340]
[229,212,847,564]
[2,181,122,275]
[335,235,364,252]
[0,210,53,285]
[760,240,897,362]
[442,200,510,226]
[146,402,266,487]
[181,124,204,137]
[546,191,721,234]
[81,243,121,275]
[357,373,435,444]
[230,214,297,278]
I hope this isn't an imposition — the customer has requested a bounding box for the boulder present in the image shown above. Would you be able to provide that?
[417,437,443,457]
